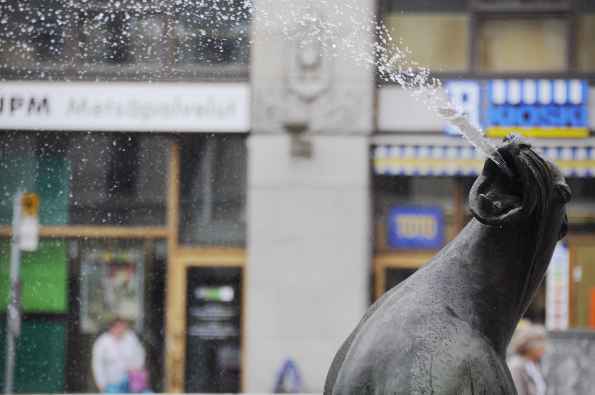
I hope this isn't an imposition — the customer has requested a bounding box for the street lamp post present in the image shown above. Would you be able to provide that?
[4,192,23,394]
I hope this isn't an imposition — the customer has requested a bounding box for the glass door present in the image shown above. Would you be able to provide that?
[185,267,242,393]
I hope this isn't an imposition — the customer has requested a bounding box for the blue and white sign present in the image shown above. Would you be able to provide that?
[387,206,444,250]
[485,79,589,138]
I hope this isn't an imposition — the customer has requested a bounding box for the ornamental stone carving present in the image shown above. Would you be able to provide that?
[251,1,373,136]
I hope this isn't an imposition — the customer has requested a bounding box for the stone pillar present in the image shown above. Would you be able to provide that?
[246,0,375,391]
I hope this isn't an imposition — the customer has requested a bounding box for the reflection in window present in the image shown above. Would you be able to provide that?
[180,135,246,246]
[174,0,250,65]
[0,0,65,65]
[478,17,567,72]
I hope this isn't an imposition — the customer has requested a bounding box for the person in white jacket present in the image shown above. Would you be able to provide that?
[92,317,147,393]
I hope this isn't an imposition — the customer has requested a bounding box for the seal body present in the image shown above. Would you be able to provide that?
[325,225,517,394]
[325,140,570,395]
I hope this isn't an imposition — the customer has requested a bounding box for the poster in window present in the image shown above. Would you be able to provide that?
[80,248,144,333]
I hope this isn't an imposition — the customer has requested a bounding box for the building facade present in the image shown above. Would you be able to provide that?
[0,1,250,393]
[0,0,594,393]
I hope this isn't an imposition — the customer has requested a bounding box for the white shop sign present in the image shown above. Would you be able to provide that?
[0,81,250,132]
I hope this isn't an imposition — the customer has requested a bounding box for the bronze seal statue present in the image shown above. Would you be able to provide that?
[325,138,571,394]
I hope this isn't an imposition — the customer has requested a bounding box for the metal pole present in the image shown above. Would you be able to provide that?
[4,192,22,394]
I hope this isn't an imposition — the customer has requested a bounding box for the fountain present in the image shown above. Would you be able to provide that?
[324,138,571,394]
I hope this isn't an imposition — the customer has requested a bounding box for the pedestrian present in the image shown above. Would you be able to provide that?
[92,317,149,393]
[507,321,547,395]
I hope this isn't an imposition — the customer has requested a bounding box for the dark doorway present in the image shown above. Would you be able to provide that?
[185,267,242,393]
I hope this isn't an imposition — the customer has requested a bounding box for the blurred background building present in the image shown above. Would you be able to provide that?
[0,0,593,393]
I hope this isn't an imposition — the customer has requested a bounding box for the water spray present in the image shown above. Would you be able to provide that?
[437,108,515,178]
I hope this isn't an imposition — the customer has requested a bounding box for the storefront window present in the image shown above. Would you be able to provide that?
[382,1,469,72]
[179,135,246,246]
[0,132,168,226]
[0,0,65,66]
[374,176,457,252]
[174,0,250,65]
[68,133,168,225]
[69,239,166,393]
[477,17,568,72]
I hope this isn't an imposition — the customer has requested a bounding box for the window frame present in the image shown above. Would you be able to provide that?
[0,1,250,81]
[470,11,575,74]
[377,0,595,82]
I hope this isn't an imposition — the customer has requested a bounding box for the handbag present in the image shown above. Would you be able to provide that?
[128,369,149,393]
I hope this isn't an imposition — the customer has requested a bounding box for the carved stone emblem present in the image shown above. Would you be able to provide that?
[287,9,331,104]
[251,2,372,137]
[281,7,332,157]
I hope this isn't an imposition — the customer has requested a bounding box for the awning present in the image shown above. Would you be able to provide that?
[373,143,595,178]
